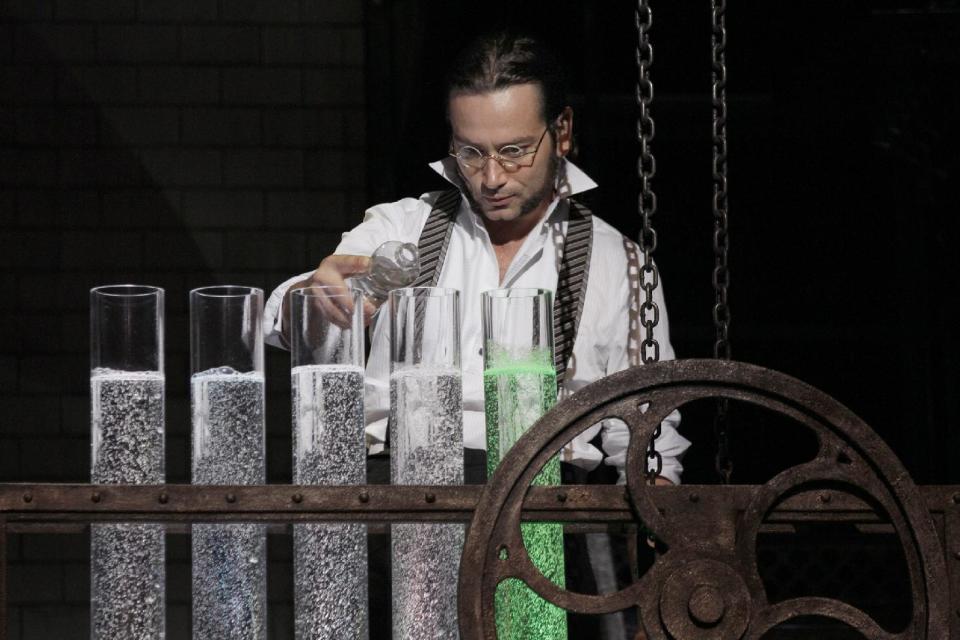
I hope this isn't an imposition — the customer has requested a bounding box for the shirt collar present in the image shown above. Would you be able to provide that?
[427,156,597,238]
[427,156,599,198]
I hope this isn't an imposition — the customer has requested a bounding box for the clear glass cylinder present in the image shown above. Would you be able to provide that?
[290,287,368,640]
[189,286,266,640]
[388,287,463,639]
[481,288,567,639]
[89,284,166,640]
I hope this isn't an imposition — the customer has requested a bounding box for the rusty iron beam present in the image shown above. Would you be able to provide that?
[1,522,648,537]
[2,483,958,530]
[3,483,958,525]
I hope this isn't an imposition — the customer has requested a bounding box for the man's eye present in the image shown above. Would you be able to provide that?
[498,146,525,158]
[459,147,483,160]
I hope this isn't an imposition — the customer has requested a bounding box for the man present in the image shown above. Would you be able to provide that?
[264,32,689,486]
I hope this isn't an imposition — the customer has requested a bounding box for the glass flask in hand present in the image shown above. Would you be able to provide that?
[348,241,421,305]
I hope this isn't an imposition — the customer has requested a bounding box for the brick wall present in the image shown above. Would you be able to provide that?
[1,0,366,636]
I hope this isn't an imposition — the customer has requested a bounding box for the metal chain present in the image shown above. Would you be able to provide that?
[636,0,662,484]
[711,0,733,484]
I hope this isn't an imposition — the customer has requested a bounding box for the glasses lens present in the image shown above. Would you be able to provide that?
[457,147,484,168]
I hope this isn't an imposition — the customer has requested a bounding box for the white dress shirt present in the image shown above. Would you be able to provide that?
[264,158,691,484]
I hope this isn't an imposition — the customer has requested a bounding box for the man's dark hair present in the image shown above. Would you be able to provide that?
[445,32,568,125]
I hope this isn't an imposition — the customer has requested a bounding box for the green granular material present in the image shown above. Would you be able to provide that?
[484,364,567,639]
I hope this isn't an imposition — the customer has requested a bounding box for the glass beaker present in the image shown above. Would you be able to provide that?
[190,286,266,640]
[290,286,368,639]
[388,286,463,639]
[482,287,566,639]
[90,284,165,640]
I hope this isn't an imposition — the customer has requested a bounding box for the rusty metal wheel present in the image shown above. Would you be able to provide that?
[458,359,949,639]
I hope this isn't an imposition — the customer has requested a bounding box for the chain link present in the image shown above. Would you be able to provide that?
[712,0,733,484]
[636,0,663,483]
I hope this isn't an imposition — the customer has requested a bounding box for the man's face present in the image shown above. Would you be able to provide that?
[448,83,567,225]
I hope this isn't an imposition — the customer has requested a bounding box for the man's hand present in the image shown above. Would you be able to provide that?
[280,254,377,344]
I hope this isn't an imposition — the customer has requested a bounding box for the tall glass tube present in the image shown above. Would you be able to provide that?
[389,287,463,639]
[481,288,567,640]
[290,287,368,639]
[90,284,166,640]
[190,286,266,640]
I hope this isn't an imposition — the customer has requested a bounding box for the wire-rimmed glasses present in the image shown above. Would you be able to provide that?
[449,126,550,172]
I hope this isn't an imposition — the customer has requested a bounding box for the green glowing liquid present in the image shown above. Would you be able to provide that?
[483,363,567,640]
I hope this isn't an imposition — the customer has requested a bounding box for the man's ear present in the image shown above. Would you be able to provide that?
[555,106,574,157]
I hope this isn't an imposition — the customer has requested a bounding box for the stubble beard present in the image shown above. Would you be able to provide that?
[459,152,560,223]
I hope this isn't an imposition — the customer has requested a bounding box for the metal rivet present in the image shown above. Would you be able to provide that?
[953,550,960,561]
[953,493,960,505]
[688,493,700,503]
[22,493,33,503]
[158,492,169,504]
[557,492,568,503]
[226,493,236,503]
[358,491,370,503]
[425,493,436,504]
[91,492,102,503]
[292,493,303,504]
[819,493,831,504]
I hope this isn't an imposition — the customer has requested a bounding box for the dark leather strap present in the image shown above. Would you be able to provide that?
[413,189,460,288]
[552,200,593,384]
[410,189,461,358]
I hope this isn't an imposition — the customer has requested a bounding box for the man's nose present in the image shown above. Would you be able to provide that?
[481,156,507,190]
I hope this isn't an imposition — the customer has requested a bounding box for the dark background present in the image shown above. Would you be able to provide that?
[2,0,958,637]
